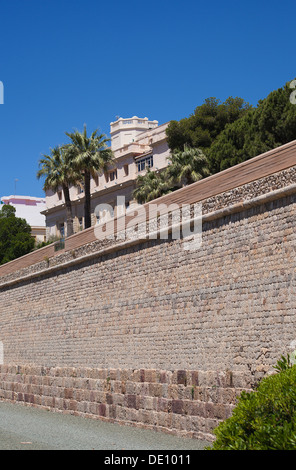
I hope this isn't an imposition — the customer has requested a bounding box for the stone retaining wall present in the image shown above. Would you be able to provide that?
[0,365,256,441]
[0,163,296,441]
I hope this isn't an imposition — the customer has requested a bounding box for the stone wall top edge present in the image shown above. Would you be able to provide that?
[1,165,296,285]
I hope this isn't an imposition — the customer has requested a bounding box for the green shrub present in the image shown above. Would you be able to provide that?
[208,355,296,450]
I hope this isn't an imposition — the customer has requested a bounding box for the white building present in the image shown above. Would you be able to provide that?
[43,116,171,239]
[1,195,47,243]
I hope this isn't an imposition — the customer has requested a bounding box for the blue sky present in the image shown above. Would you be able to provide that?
[0,0,295,197]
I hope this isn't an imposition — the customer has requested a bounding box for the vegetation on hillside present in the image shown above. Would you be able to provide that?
[134,79,296,203]
[0,205,35,265]
[166,96,251,154]
[207,80,296,173]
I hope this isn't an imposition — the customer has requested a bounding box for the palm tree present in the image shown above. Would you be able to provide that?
[65,125,114,229]
[133,168,173,204]
[168,145,211,187]
[37,145,79,237]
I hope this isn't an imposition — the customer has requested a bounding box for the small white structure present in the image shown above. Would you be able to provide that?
[1,195,46,243]
[110,116,158,150]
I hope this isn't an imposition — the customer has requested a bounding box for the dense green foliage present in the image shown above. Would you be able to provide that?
[0,205,35,265]
[208,80,296,173]
[166,96,251,153]
[166,79,296,175]
[208,355,296,450]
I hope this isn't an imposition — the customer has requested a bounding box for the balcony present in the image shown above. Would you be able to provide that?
[114,142,152,158]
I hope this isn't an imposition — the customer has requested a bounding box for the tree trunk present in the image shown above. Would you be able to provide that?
[62,185,73,237]
[84,170,92,229]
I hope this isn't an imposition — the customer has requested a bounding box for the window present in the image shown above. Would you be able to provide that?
[78,217,83,230]
[58,191,62,201]
[137,155,153,172]
[94,175,99,186]
[124,164,129,176]
[77,184,84,195]
[58,222,65,238]
[109,170,117,181]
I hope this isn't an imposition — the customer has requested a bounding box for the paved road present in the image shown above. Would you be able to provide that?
[0,401,209,450]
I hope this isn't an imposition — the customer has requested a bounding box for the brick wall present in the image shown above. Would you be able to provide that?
[0,163,296,441]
